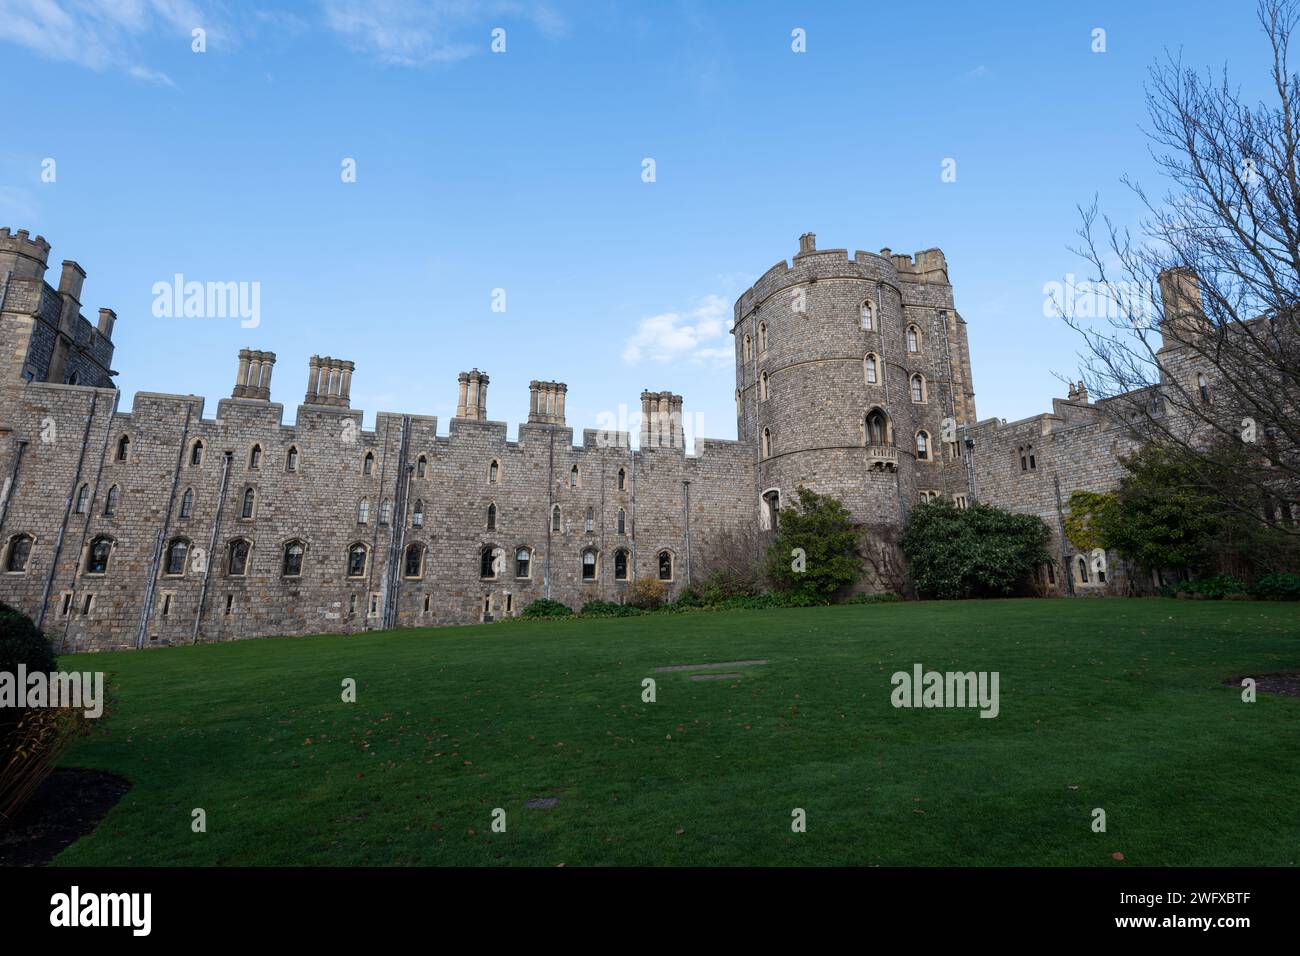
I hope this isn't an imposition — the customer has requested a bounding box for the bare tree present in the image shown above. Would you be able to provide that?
[1063,0,1300,533]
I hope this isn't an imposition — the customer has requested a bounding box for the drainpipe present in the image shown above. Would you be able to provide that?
[192,451,232,643]
[136,404,191,648]
[682,479,692,589]
[544,429,554,599]
[0,440,26,541]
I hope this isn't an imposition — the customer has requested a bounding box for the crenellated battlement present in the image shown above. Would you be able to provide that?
[0,227,52,280]
[732,233,946,324]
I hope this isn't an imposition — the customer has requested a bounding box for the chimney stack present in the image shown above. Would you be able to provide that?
[97,308,116,340]
[455,369,490,420]
[304,355,352,407]
[1156,267,1209,347]
[639,390,685,448]
[528,380,567,425]
[798,232,816,255]
[58,260,85,303]
[233,349,276,400]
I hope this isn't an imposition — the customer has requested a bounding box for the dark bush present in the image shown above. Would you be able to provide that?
[0,602,57,746]
[1182,575,1247,599]
[579,601,642,618]
[520,599,573,619]
[1251,572,1300,601]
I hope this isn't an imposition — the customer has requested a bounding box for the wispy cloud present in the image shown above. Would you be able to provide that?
[0,0,221,82]
[622,294,732,366]
[321,0,566,66]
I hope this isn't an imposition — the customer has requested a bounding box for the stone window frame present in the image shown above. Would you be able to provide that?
[861,299,875,332]
[240,485,257,520]
[735,388,742,416]
[179,486,195,519]
[403,542,426,580]
[486,501,498,531]
[480,544,503,580]
[759,369,769,402]
[248,443,263,471]
[743,333,752,363]
[3,533,35,574]
[915,430,931,461]
[657,549,675,583]
[226,537,254,577]
[514,546,533,580]
[616,508,627,535]
[864,406,892,446]
[189,438,204,467]
[362,451,375,476]
[581,546,600,582]
[953,494,969,510]
[761,428,772,459]
[163,536,191,577]
[416,454,428,479]
[1018,443,1037,472]
[411,499,425,528]
[613,548,630,581]
[569,465,581,489]
[281,538,307,578]
[84,535,114,575]
[551,504,562,533]
[864,352,880,386]
[357,497,370,525]
[488,459,501,484]
[346,541,370,579]
[379,498,393,526]
[103,483,120,517]
[115,433,131,463]
[1196,371,1213,404]
[617,467,627,491]
[584,507,594,533]
[158,589,176,618]
[919,490,940,504]
[74,483,90,514]
[906,324,923,353]
[909,373,928,404]
[758,321,768,354]
[285,445,299,473]
[761,489,781,531]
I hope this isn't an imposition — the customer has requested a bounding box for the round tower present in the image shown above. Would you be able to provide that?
[734,233,971,582]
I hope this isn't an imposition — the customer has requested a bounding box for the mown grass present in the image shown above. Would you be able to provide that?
[51,598,1300,866]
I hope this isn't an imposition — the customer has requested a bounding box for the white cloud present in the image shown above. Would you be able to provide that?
[128,63,177,86]
[622,294,732,366]
[321,0,566,66]
[0,0,218,77]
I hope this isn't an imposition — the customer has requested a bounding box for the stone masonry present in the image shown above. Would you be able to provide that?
[0,230,1213,650]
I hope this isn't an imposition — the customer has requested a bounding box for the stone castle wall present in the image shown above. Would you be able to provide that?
[0,229,1207,650]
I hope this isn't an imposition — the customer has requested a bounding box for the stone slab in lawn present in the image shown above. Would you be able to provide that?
[654,660,768,673]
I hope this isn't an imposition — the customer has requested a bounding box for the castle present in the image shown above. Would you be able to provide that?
[0,228,1210,651]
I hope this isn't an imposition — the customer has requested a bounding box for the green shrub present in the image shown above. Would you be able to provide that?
[764,487,864,602]
[902,502,1053,599]
[1251,572,1300,601]
[1182,575,1247,599]
[579,601,642,618]
[520,599,573,619]
[843,592,902,605]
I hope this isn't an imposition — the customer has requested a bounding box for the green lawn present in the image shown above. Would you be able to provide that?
[51,599,1300,866]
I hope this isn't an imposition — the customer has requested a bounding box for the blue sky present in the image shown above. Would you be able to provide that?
[0,0,1272,446]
